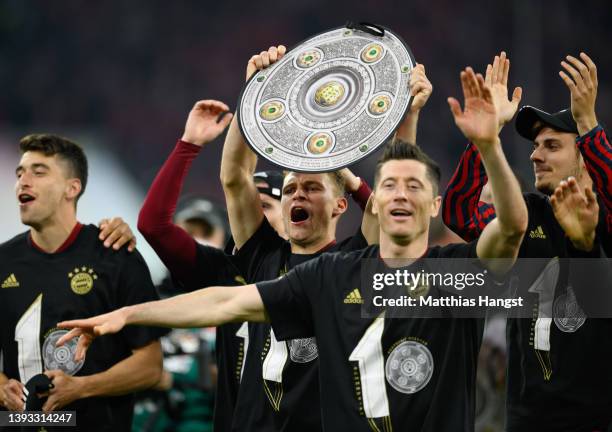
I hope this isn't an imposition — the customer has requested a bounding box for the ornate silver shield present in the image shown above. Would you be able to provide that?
[239,23,415,172]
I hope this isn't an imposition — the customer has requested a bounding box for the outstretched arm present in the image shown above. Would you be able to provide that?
[138,100,232,282]
[221,46,286,249]
[57,284,266,360]
[448,67,527,273]
[442,51,522,241]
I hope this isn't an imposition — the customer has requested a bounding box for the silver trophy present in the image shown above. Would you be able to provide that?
[239,22,415,172]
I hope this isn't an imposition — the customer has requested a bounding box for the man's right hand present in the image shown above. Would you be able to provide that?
[484,51,522,130]
[246,45,287,81]
[181,100,233,147]
[0,378,25,411]
[56,308,130,361]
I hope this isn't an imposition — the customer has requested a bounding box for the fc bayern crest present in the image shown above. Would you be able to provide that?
[239,22,415,172]
[42,329,85,375]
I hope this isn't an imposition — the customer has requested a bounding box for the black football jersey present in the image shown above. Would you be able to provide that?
[0,224,165,432]
[171,243,248,432]
[505,193,612,431]
[231,218,367,432]
[257,242,485,432]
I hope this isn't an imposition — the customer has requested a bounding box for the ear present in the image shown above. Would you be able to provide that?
[332,196,348,218]
[65,178,82,202]
[371,191,380,216]
[430,195,442,218]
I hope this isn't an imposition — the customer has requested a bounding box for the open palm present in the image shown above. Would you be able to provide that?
[448,68,499,146]
[182,100,233,146]
[485,51,522,128]
[551,178,599,249]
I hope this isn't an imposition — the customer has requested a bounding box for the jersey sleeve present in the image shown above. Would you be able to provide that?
[442,142,497,241]
[256,256,324,341]
[114,250,168,348]
[137,140,202,282]
[233,218,286,281]
[576,125,612,233]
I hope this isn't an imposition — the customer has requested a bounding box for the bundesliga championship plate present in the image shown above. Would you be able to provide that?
[238,22,415,172]
[42,329,85,375]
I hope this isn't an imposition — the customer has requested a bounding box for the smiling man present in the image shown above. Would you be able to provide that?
[0,134,164,431]
[56,66,529,431]
[443,51,612,430]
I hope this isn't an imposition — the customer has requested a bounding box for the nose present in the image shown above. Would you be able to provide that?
[290,185,307,201]
[392,184,409,201]
[530,146,544,163]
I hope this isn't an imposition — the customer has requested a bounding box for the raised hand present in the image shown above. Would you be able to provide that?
[246,45,287,81]
[409,63,433,113]
[559,52,598,135]
[550,177,599,251]
[448,67,499,149]
[484,51,522,129]
[56,308,130,361]
[181,100,233,146]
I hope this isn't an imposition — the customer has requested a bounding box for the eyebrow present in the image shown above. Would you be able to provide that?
[381,176,424,186]
[15,163,50,175]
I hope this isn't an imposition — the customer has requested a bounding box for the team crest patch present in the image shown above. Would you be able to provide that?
[385,341,434,394]
[553,286,586,333]
[289,337,318,363]
[68,266,97,295]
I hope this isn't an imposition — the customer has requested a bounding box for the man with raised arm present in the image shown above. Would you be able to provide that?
[58,66,529,431]
[442,51,612,430]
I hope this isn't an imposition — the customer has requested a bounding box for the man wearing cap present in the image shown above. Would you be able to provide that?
[443,51,612,430]
[253,170,286,239]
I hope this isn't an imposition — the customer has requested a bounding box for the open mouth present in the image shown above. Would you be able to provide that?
[290,207,310,224]
[390,208,413,217]
[18,193,35,204]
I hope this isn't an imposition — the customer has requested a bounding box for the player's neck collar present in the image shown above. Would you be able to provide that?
[29,222,84,254]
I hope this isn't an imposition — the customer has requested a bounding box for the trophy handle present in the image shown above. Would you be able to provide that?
[346,21,385,37]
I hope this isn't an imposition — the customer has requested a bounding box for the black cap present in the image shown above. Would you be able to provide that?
[175,198,225,229]
[515,106,578,141]
[253,171,284,200]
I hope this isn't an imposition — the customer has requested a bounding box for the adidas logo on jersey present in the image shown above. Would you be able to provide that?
[344,288,363,304]
[529,225,546,239]
[1,273,19,288]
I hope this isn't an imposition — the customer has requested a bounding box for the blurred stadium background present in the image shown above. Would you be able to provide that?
[0,1,610,430]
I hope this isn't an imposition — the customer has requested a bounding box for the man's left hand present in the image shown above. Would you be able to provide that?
[41,370,84,412]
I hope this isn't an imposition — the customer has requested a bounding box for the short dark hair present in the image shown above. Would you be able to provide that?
[374,139,441,195]
[19,134,88,201]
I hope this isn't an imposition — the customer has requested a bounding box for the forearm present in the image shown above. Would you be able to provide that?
[138,141,199,278]
[80,341,162,398]
[125,284,263,328]
[220,117,258,187]
[442,142,492,240]
[477,140,527,237]
[394,111,419,144]
[577,125,612,214]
